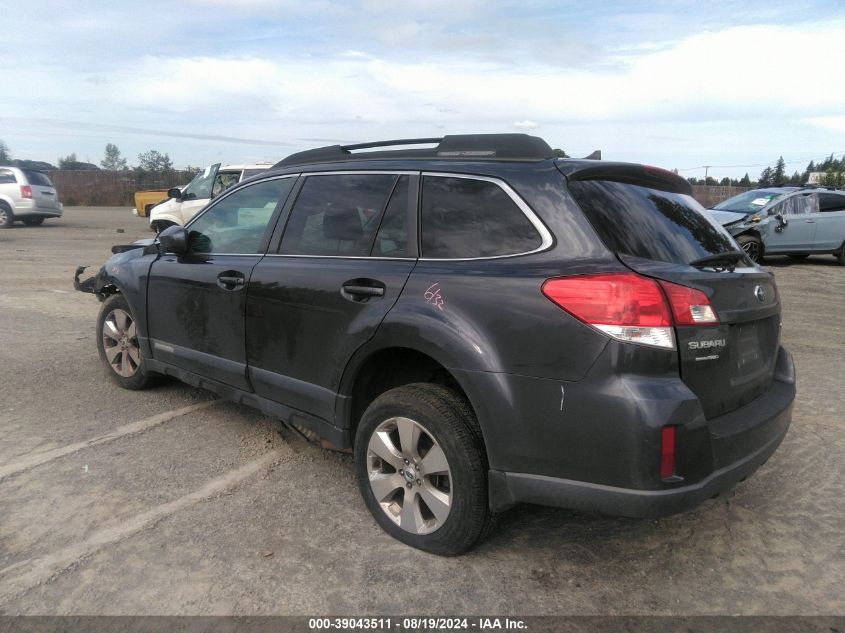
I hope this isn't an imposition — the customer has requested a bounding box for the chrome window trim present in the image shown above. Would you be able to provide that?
[299,170,419,177]
[264,254,416,262]
[417,171,554,261]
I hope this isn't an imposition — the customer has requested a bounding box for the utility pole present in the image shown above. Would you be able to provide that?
[704,165,711,185]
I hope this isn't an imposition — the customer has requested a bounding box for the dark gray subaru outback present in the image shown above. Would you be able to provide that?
[75,134,795,555]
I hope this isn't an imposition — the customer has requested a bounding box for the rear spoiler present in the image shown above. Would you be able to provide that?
[557,161,692,196]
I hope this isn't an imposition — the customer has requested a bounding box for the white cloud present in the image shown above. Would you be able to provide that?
[513,120,539,130]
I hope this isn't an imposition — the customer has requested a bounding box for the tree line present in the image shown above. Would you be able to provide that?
[0,140,188,173]
[684,153,845,188]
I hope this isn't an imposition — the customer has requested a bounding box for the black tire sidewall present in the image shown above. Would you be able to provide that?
[737,234,762,262]
[96,294,153,390]
[354,384,490,556]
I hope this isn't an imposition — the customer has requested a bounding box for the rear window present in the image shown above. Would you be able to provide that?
[568,180,736,265]
[23,170,53,187]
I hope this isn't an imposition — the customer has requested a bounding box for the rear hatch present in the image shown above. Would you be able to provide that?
[23,170,60,210]
[561,163,780,419]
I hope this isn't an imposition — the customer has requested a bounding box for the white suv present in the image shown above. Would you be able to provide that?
[148,163,271,232]
[0,167,63,228]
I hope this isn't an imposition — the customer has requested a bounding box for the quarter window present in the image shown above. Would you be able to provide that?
[0,169,16,184]
[280,174,399,257]
[420,176,542,259]
[187,178,294,254]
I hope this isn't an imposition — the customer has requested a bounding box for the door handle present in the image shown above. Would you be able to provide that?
[217,272,245,290]
[341,279,386,301]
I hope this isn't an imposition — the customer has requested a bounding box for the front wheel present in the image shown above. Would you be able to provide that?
[354,383,493,556]
[96,294,156,390]
[736,234,763,263]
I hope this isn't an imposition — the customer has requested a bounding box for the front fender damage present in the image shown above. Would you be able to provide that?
[73,265,113,300]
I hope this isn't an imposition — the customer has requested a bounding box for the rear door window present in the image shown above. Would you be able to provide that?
[420,175,542,258]
[819,193,845,212]
[568,180,736,265]
[280,174,399,257]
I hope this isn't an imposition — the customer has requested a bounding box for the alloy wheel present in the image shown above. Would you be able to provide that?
[366,416,452,535]
[102,308,140,377]
[742,240,760,262]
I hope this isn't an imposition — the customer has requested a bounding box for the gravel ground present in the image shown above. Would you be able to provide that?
[0,207,842,615]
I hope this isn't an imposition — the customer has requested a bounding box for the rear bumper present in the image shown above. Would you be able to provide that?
[490,400,790,517]
[480,345,795,516]
[14,200,62,217]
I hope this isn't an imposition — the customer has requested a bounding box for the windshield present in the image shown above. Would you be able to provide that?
[712,190,784,213]
[182,163,220,200]
[568,180,738,266]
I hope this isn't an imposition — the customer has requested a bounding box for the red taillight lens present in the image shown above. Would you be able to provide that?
[660,426,676,479]
[659,280,719,326]
[20,185,32,199]
[542,273,671,327]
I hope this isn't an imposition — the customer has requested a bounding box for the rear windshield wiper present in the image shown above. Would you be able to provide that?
[688,250,746,271]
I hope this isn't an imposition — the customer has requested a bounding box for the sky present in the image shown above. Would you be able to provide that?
[1,0,844,179]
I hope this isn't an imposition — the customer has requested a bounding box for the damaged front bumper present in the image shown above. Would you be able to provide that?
[73,265,107,299]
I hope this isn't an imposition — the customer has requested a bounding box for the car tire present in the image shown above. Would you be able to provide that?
[836,244,845,266]
[354,383,493,556]
[736,234,763,263]
[22,217,44,226]
[787,253,809,260]
[151,220,177,234]
[96,294,156,390]
[0,203,14,228]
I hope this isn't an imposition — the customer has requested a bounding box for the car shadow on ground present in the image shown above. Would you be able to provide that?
[763,255,840,268]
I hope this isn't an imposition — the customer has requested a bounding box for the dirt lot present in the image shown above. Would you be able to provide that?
[0,208,842,616]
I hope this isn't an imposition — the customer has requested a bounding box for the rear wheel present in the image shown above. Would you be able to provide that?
[737,234,763,263]
[22,217,44,226]
[96,294,155,390]
[0,203,13,228]
[836,244,845,266]
[354,384,493,556]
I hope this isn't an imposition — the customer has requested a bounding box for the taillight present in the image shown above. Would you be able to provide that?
[659,280,719,325]
[659,425,676,479]
[542,273,674,349]
[20,185,32,199]
[542,272,719,349]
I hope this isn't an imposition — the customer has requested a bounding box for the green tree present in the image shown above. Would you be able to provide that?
[719,177,730,186]
[758,166,774,187]
[739,173,751,186]
[772,156,786,184]
[552,148,569,158]
[136,150,173,172]
[819,166,845,188]
[58,153,99,170]
[100,143,127,171]
[0,140,10,163]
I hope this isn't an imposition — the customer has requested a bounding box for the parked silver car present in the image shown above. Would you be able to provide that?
[709,186,845,264]
[0,167,63,228]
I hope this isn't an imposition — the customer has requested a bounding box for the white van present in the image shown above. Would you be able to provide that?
[148,163,271,232]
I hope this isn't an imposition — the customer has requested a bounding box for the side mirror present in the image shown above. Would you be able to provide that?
[158,225,188,254]
[167,187,183,200]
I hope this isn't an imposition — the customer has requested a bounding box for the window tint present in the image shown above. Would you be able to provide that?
[568,180,737,265]
[421,176,541,258]
[0,169,16,184]
[187,178,294,254]
[819,193,845,212]
[280,174,398,256]
[22,170,52,187]
[372,176,409,257]
[242,169,266,179]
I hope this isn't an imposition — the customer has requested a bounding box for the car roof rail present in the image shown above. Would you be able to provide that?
[273,134,555,168]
